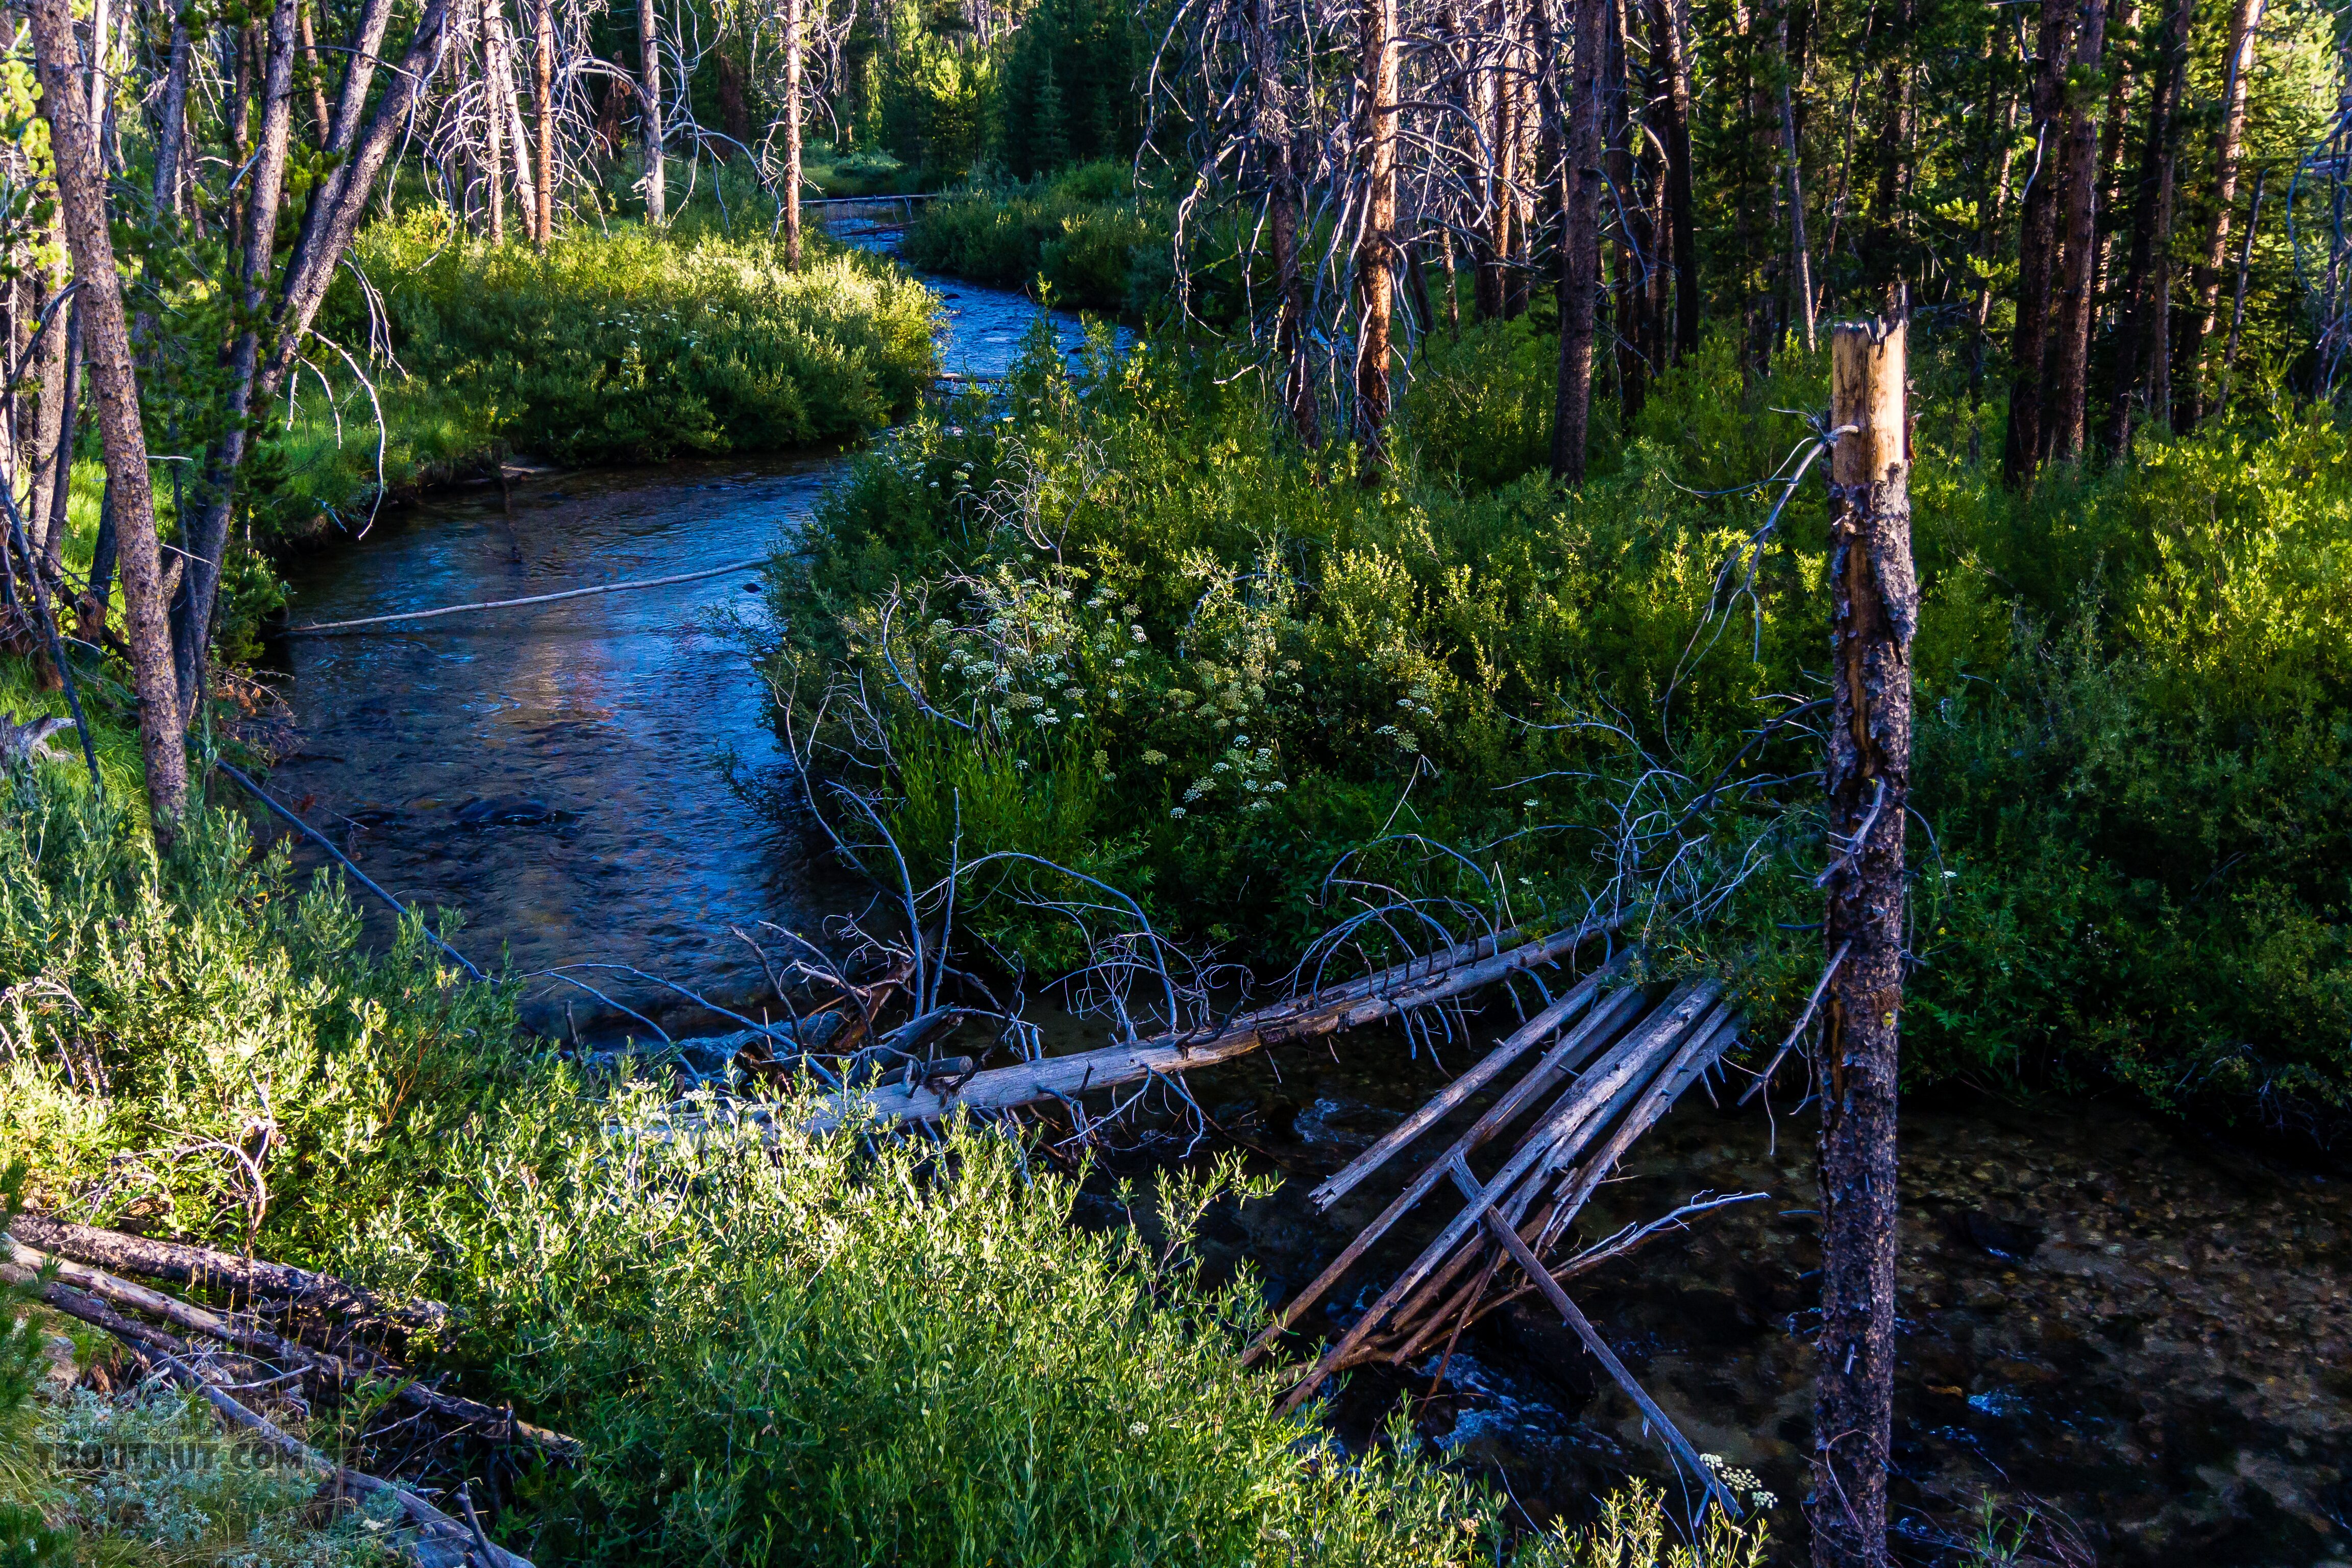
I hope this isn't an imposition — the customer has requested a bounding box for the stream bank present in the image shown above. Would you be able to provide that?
[249,236,2350,1566]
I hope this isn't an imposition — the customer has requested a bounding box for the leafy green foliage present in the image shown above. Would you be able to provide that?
[765,315,2352,1117]
[0,782,1518,1568]
[900,161,1160,312]
[314,213,939,469]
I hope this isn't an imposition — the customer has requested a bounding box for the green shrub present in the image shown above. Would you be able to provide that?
[0,776,1515,1568]
[764,319,2352,1118]
[900,162,1159,312]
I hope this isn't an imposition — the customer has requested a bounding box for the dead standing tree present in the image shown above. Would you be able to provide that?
[1809,309,1914,1568]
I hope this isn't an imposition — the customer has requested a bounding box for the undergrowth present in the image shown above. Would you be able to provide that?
[0,777,1592,1567]
[759,312,2352,1119]
[261,209,939,531]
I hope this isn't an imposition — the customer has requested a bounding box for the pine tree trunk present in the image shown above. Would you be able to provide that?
[27,0,186,842]
[2002,0,2074,483]
[152,18,191,215]
[1354,0,1399,471]
[483,0,506,242]
[2178,0,2264,430]
[1650,0,1698,361]
[169,0,298,724]
[783,0,803,266]
[534,0,554,244]
[297,0,329,142]
[1257,0,1318,445]
[1810,308,1914,1568]
[2103,0,2191,451]
[1781,0,1815,352]
[1551,0,1607,480]
[2046,0,2106,463]
[639,0,664,224]
[2093,0,2140,295]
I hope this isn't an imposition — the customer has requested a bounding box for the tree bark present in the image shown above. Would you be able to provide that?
[296,0,329,142]
[1811,309,1914,1568]
[1649,0,1698,362]
[482,0,506,242]
[2046,0,2108,463]
[2103,0,2191,450]
[1551,0,1607,480]
[169,0,298,727]
[1354,0,1399,473]
[2094,0,2140,295]
[1781,0,1815,352]
[783,0,804,265]
[534,0,554,244]
[27,0,186,841]
[152,17,191,216]
[639,0,665,224]
[1256,0,1318,446]
[2001,0,2074,484]
[40,302,81,582]
[2177,0,2264,430]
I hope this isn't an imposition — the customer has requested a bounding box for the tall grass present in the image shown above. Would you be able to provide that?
[0,776,1536,1567]
[264,210,940,528]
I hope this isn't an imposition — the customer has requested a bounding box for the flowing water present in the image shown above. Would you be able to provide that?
[261,247,1089,1038]
[257,239,2349,1564]
[1162,1021,2352,1566]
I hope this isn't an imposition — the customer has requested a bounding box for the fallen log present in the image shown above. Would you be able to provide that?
[1242,985,1650,1364]
[7,1211,457,1335]
[2,1235,578,1456]
[140,1342,536,1568]
[1271,981,1720,1410]
[1308,949,1632,1210]
[805,918,1616,1132]
[282,558,768,634]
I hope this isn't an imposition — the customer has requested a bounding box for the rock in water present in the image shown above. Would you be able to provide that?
[1950,1208,2042,1261]
[454,795,569,827]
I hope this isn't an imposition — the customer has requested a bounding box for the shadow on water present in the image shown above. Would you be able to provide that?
[1092,1006,2352,1566]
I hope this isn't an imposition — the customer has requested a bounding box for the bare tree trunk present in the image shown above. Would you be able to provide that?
[24,246,65,565]
[2178,0,2264,430]
[639,0,665,225]
[2046,0,2107,463]
[1353,0,1399,473]
[2001,0,2073,484]
[1810,306,1914,1568]
[169,0,298,724]
[40,303,81,582]
[152,17,191,215]
[1256,0,1318,446]
[1780,0,1815,352]
[2104,0,2191,450]
[1605,0,1646,416]
[534,0,553,244]
[1649,0,1698,362]
[75,479,114,645]
[2094,0,2139,295]
[28,0,186,841]
[783,0,803,266]
[483,0,506,241]
[297,0,329,142]
[1552,0,1607,480]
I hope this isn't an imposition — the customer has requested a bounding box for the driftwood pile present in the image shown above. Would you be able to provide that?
[1236,960,1764,1514]
[3,1213,559,1568]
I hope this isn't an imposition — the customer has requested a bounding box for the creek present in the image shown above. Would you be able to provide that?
[256,239,2351,1566]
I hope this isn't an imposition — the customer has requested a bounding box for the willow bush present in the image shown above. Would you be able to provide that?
[762,313,2352,1117]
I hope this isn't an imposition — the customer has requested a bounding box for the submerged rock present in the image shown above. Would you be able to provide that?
[454,795,572,827]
